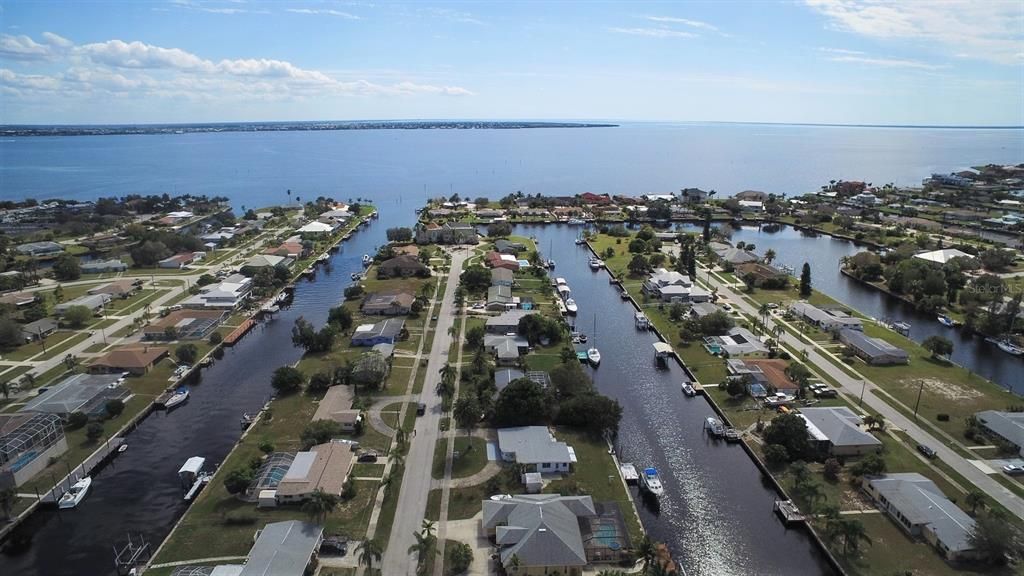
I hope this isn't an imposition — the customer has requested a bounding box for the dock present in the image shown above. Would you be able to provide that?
[619,463,639,485]
[774,499,807,525]
[224,318,255,346]
[40,437,126,504]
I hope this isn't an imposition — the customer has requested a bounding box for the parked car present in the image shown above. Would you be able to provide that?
[1003,464,1024,476]
[916,444,937,459]
[357,451,378,463]
[416,402,426,416]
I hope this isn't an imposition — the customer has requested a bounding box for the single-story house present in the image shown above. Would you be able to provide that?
[20,373,127,419]
[790,302,863,332]
[735,190,770,202]
[839,328,909,365]
[710,242,759,265]
[54,294,111,316]
[88,279,140,299]
[735,262,789,287]
[182,274,252,309]
[296,221,335,235]
[312,386,362,432]
[495,368,526,392]
[486,309,535,334]
[361,292,415,316]
[0,413,67,488]
[486,285,516,311]
[244,254,292,270]
[414,222,478,245]
[744,359,799,394]
[738,200,764,212]
[0,292,35,308]
[491,267,515,287]
[798,406,882,456]
[494,239,526,254]
[265,241,306,259]
[482,494,600,574]
[21,318,58,342]
[377,255,430,279]
[236,521,324,576]
[680,188,709,203]
[274,442,354,503]
[81,259,128,274]
[705,327,769,357]
[143,309,227,341]
[485,334,530,366]
[974,410,1024,456]
[689,302,721,318]
[351,318,405,346]
[88,346,169,375]
[496,426,576,473]
[863,473,979,562]
[486,251,520,271]
[16,241,64,257]
[158,252,196,269]
[913,249,976,265]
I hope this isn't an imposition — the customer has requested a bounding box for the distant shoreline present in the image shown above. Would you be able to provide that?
[0,120,618,137]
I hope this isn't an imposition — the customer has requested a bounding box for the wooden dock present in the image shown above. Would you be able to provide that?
[223,318,255,346]
[40,437,126,504]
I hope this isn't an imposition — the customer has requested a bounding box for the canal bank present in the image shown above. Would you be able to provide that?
[518,223,836,576]
[0,207,400,576]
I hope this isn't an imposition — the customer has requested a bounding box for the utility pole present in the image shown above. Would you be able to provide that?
[913,379,925,419]
[858,378,867,406]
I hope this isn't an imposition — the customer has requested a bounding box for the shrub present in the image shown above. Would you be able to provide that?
[259,441,275,454]
[223,468,254,494]
[104,399,125,419]
[764,444,789,466]
[223,512,257,525]
[209,331,223,345]
[67,411,88,429]
[937,413,950,422]
[823,458,841,482]
[86,422,104,441]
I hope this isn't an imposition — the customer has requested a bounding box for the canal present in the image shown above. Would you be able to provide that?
[720,224,1021,394]
[518,223,836,576]
[0,208,401,576]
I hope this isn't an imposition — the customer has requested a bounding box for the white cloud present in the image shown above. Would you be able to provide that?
[828,55,947,70]
[286,8,361,20]
[805,0,1024,65]
[610,27,696,39]
[167,0,267,15]
[0,32,71,60]
[645,16,718,32]
[816,47,865,56]
[2,34,474,105]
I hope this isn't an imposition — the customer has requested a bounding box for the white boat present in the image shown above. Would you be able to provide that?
[682,383,696,397]
[546,259,556,269]
[118,444,128,453]
[705,417,725,437]
[555,277,567,286]
[165,387,190,410]
[58,476,92,509]
[574,236,585,245]
[639,467,664,497]
[587,347,601,365]
[565,298,578,314]
[361,254,372,266]
[635,312,650,330]
[567,218,586,225]
[996,340,1024,356]
[937,314,956,327]
[317,253,329,262]
[589,258,604,270]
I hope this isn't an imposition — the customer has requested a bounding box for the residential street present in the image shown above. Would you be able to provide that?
[381,249,468,575]
[699,264,1024,520]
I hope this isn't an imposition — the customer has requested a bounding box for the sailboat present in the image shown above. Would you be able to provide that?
[587,314,601,366]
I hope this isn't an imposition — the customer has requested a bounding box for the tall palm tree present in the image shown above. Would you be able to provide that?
[389,449,406,470]
[439,362,456,384]
[300,488,339,525]
[357,538,383,574]
[764,249,776,265]
[0,381,9,400]
[839,518,871,555]
[759,303,771,333]
[635,535,657,574]
[408,531,438,575]
[966,490,985,514]
[395,427,408,452]
[421,518,436,539]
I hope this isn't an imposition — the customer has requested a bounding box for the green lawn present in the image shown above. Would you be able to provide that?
[432,436,487,480]
[425,488,442,521]
[352,463,386,478]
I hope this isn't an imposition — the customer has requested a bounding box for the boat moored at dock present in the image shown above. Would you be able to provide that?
[58,477,92,509]
[565,298,578,314]
[639,467,664,497]
[705,416,725,437]
[164,387,190,410]
[587,347,601,366]
[681,382,696,397]
[635,312,650,330]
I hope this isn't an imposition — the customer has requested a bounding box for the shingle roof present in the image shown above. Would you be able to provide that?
[799,407,882,448]
[976,410,1024,449]
[482,494,596,568]
[840,328,908,361]
[238,520,323,576]
[868,473,976,553]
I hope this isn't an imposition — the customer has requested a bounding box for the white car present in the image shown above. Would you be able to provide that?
[1003,464,1024,476]
[721,304,733,312]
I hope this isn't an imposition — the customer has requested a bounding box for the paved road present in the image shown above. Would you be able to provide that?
[701,264,1024,520]
[381,249,467,576]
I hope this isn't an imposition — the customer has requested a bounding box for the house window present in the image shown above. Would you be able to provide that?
[542,463,550,469]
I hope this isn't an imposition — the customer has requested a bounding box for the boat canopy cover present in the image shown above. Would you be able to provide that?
[644,467,658,475]
[179,456,206,475]
[652,342,673,354]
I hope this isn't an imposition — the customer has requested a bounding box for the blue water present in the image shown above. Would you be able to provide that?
[2,123,1021,209]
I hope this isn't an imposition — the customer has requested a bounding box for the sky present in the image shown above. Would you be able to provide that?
[0,0,1022,126]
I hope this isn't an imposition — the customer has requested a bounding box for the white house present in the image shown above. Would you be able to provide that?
[497,426,576,474]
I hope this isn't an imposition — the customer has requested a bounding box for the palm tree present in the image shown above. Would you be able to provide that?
[764,249,776,265]
[421,518,436,539]
[0,381,9,400]
[357,538,383,574]
[758,303,771,332]
[408,531,438,575]
[0,486,16,520]
[300,489,339,525]
[389,449,406,470]
[838,517,871,555]
[966,490,985,514]
[395,427,408,452]
[635,535,657,574]
[439,362,456,385]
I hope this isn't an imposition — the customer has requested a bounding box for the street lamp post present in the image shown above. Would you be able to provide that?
[859,379,867,406]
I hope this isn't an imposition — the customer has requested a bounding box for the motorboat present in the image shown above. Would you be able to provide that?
[994,339,1024,357]
[937,314,956,328]
[587,347,601,366]
[58,476,92,509]
[118,444,128,453]
[705,417,725,437]
[635,312,650,330]
[317,253,329,263]
[589,258,604,270]
[682,383,696,397]
[565,298,578,314]
[639,467,664,497]
[724,427,742,442]
[555,277,567,286]
[546,259,556,269]
[574,236,585,245]
[361,254,372,266]
[165,387,190,410]
[567,218,586,225]
[350,272,362,281]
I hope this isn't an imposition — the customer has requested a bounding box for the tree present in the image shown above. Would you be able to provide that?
[969,510,1021,563]
[555,393,623,435]
[628,238,648,254]
[446,540,473,575]
[465,325,485,350]
[292,317,337,353]
[635,535,657,574]
[764,413,810,461]
[386,227,413,242]
[823,458,842,482]
[271,366,305,395]
[922,335,953,359]
[308,371,333,394]
[86,421,104,441]
[0,317,23,349]
[799,262,812,297]
[408,531,438,575]
[63,305,94,328]
[725,376,748,397]
[517,314,563,346]
[849,453,886,477]
[300,419,342,448]
[494,379,549,427]
[175,343,198,364]
[357,539,384,573]
[453,396,480,437]
[837,517,871,555]
[488,221,512,237]
[67,411,88,429]
[668,302,686,321]
[628,254,650,276]
[302,488,339,525]
[764,249,776,265]
[327,305,353,331]
[764,443,789,466]
[966,490,985,515]
[209,331,223,345]
[105,399,125,418]
[460,265,491,292]
[52,254,81,281]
